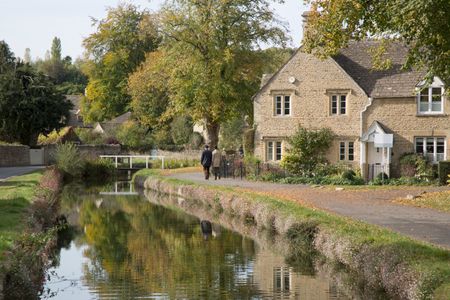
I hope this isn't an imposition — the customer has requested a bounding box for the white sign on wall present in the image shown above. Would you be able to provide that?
[374,134,393,148]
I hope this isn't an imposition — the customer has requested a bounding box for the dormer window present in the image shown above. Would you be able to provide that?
[417,77,445,114]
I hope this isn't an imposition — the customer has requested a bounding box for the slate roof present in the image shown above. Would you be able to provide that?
[334,40,426,98]
[66,95,83,111]
[109,112,132,124]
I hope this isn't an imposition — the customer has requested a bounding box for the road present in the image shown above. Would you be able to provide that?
[0,166,45,180]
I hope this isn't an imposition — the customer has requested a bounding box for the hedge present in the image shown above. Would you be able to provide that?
[438,161,450,185]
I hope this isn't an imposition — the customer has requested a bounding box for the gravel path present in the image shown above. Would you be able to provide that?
[171,172,450,249]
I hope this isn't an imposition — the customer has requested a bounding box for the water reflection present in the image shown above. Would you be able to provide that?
[43,183,353,299]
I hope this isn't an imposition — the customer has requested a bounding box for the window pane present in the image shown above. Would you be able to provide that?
[431,88,442,112]
[331,95,337,115]
[284,96,290,115]
[267,142,273,161]
[415,138,424,154]
[283,271,290,291]
[419,89,429,112]
[437,138,445,161]
[276,142,282,161]
[340,95,346,114]
[348,142,354,161]
[426,138,435,162]
[339,142,346,160]
[275,96,282,115]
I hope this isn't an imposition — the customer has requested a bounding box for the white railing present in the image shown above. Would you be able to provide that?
[99,155,165,169]
[99,181,139,196]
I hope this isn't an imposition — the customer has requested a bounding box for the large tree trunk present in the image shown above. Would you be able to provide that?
[204,121,220,149]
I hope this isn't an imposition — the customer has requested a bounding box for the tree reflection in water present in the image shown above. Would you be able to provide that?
[46,184,355,299]
[71,194,259,298]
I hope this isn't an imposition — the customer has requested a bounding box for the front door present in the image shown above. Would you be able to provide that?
[367,143,390,180]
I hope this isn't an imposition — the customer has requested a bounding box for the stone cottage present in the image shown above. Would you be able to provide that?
[253,18,448,180]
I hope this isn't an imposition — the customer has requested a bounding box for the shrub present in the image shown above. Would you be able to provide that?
[399,153,429,177]
[438,161,450,185]
[188,132,203,150]
[376,172,389,180]
[242,128,255,156]
[281,126,334,176]
[312,163,349,177]
[341,169,356,180]
[74,128,104,145]
[53,143,85,178]
[170,115,193,146]
[83,158,115,180]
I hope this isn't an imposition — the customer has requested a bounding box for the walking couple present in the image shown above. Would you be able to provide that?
[201,145,222,180]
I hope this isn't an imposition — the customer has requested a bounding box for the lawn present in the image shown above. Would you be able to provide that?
[395,191,450,213]
[0,170,43,258]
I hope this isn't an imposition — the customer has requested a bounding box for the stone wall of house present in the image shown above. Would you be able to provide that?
[0,145,30,167]
[363,97,450,176]
[253,51,369,166]
[43,144,122,165]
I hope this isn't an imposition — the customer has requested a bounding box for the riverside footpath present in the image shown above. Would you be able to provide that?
[170,172,450,249]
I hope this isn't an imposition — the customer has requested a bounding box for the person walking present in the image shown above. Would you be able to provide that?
[212,146,222,180]
[200,145,212,180]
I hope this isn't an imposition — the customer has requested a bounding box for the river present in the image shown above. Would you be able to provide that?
[41,181,359,299]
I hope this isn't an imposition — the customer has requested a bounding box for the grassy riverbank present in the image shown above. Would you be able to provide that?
[134,169,450,299]
[0,170,43,259]
[394,191,450,213]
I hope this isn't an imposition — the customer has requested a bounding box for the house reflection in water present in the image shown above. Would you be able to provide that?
[253,249,341,299]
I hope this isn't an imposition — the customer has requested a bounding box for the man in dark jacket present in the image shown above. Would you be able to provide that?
[201,145,213,180]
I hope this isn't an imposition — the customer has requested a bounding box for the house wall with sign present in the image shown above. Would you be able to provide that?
[363,96,450,176]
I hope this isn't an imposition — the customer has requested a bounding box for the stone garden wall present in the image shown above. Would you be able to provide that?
[0,145,30,167]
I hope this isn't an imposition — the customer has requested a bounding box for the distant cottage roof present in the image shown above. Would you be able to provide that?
[109,112,132,124]
[334,40,425,98]
[66,95,83,111]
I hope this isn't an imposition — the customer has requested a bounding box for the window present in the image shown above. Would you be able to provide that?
[348,142,354,161]
[418,86,444,114]
[331,95,347,115]
[340,141,354,161]
[274,95,291,116]
[415,137,446,163]
[273,267,290,292]
[267,141,283,161]
[339,142,346,161]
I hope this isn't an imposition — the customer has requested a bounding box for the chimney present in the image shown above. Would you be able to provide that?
[301,11,313,40]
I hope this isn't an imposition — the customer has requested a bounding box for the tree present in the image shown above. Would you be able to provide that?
[128,51,170,132]
[23,48,32,64]
[158,0,288,147]
[51,37,62,61]
[303,0,450,84]
[0,40,15,73]
[281,126,334,176]
[0,60,72,146]
[35,39,88,94]
[81,4,161,122]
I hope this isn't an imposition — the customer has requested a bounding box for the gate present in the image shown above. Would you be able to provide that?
[29,148,44,165]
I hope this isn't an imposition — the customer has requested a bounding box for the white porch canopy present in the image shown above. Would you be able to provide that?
[360,121,394,179]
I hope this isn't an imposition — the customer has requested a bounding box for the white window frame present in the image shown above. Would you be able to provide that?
[266,141,283,161]
[339,141,355,161]
[330,94,347,115]
[417,78,445,115]
[415,137,446,163]
[274,95,291,116]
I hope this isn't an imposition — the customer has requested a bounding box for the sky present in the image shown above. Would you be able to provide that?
[0,0,308,61]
